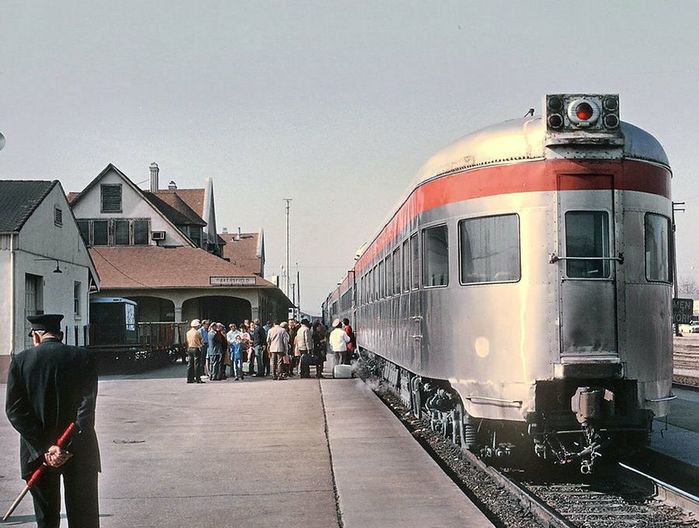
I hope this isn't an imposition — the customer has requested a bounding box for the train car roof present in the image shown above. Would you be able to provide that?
[416,117,669,184]
[352,116,670,269]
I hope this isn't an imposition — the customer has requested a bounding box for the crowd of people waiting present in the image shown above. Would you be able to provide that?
[184,317,356,383]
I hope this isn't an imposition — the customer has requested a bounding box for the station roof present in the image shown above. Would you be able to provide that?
[152,188,205,218]
[143,191,207,227]
[219,231,263,275]
[0,180,56,233]
[89,246,275,290]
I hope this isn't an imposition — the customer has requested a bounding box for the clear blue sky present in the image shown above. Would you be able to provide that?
[2,1,698,311]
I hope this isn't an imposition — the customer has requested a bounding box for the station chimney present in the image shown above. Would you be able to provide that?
[149,163,159,192]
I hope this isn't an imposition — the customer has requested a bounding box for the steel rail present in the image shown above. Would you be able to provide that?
[619,461,699,517]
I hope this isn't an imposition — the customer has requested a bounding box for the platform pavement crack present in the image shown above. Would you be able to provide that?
[319,379,344,528]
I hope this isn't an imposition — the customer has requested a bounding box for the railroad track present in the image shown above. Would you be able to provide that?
[367,374,699,528]
[508,462,699,528]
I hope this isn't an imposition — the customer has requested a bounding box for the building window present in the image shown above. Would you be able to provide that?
[25,274,44,347]
[74,282,81,317]
[422,224,449,287]
[93,220,109,245]
[645,213,671,282]
[133,220,149,245]
[100,184,122,213]
[54,206,63,227]
[114,219,130,245]
[460,214,520,284]
[565,211,610,279]
[189,226,202,247]
[77,220,90,244]
[77,218,150,246]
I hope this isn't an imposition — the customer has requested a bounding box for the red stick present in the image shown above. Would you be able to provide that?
[2,422,76,521]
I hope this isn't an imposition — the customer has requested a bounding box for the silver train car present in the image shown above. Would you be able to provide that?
[323,94,674,472]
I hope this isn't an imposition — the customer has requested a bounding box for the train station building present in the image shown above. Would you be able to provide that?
[0,180,99,379]
[68,163,292,326]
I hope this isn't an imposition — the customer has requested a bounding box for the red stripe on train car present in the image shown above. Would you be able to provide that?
[354,159,670,273]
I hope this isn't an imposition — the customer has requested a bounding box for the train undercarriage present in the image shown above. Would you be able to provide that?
[359,349,653,474]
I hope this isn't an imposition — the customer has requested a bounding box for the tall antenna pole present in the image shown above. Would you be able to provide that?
[296,262,301,312]
[283,198,292,297]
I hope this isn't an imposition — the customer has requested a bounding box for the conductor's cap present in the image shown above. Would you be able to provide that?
[27,314,64,336]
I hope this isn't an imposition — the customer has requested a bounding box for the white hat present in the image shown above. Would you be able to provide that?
[332,318,341,328]
[190,319,201,327]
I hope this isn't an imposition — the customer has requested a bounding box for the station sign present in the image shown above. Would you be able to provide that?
[672,297,693,325]
[209,276,256,286]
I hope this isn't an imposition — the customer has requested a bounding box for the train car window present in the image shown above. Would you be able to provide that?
[410,233,420,289]
[385,253,393,296]
[368,269,373,302]
[422,225,449,287]
[373,266,378,301]
[645,213,671,282]
[459,214,520,284]
[392,248,401,294]
[402,240,410,292]
[378,260,385,298]
[565,211,610,279]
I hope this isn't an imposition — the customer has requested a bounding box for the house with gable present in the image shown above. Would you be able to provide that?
[69,163,291,326]
[0,180,99,379]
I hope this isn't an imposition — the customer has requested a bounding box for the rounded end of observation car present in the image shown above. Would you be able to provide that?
[416,105,670,184]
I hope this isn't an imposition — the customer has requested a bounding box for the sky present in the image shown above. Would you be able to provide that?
[2,1,699,312]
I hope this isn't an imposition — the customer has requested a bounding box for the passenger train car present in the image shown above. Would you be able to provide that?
[323,94,674,472]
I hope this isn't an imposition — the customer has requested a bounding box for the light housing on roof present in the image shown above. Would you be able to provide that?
[545,94,620,133]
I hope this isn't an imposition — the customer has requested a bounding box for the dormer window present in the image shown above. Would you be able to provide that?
[101,184,122,213]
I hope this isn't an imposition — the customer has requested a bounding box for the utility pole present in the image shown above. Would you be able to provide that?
[296,262,301,313]
[672,201,685,336]
[283,198,292,298]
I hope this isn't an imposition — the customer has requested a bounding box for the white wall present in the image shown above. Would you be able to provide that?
[12,184,95,349]
[71,167,191,247]
[0,236,14,361]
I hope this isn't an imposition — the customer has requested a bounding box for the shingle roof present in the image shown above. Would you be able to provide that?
[0,180,57,233]
[155,189,205,218]
[143,191,206,227]
[88,246,275,289]
[220,232,263,275]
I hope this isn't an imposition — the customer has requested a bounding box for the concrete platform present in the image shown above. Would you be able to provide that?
[0,365,492,527]
[650,387,699,469]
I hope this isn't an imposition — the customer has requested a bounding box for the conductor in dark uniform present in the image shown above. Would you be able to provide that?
[5,314,101,528]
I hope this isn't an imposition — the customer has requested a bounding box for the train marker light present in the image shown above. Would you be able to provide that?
[548,114,564,129]
[604,114,620,128]
[567,98,600,128]
[547,96,563,113]
[575,102,594,121]
[544,94,622,144]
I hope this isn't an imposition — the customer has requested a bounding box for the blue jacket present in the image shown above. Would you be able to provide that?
[230,341,242,360]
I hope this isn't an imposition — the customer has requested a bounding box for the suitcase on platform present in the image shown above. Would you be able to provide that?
[333,364,352,379]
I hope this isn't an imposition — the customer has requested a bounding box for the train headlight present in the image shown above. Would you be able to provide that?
[567,98,600,128]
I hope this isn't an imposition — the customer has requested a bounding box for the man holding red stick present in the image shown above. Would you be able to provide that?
[5,313,100,527]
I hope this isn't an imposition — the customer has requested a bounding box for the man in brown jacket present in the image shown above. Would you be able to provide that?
[186,319,205,383]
